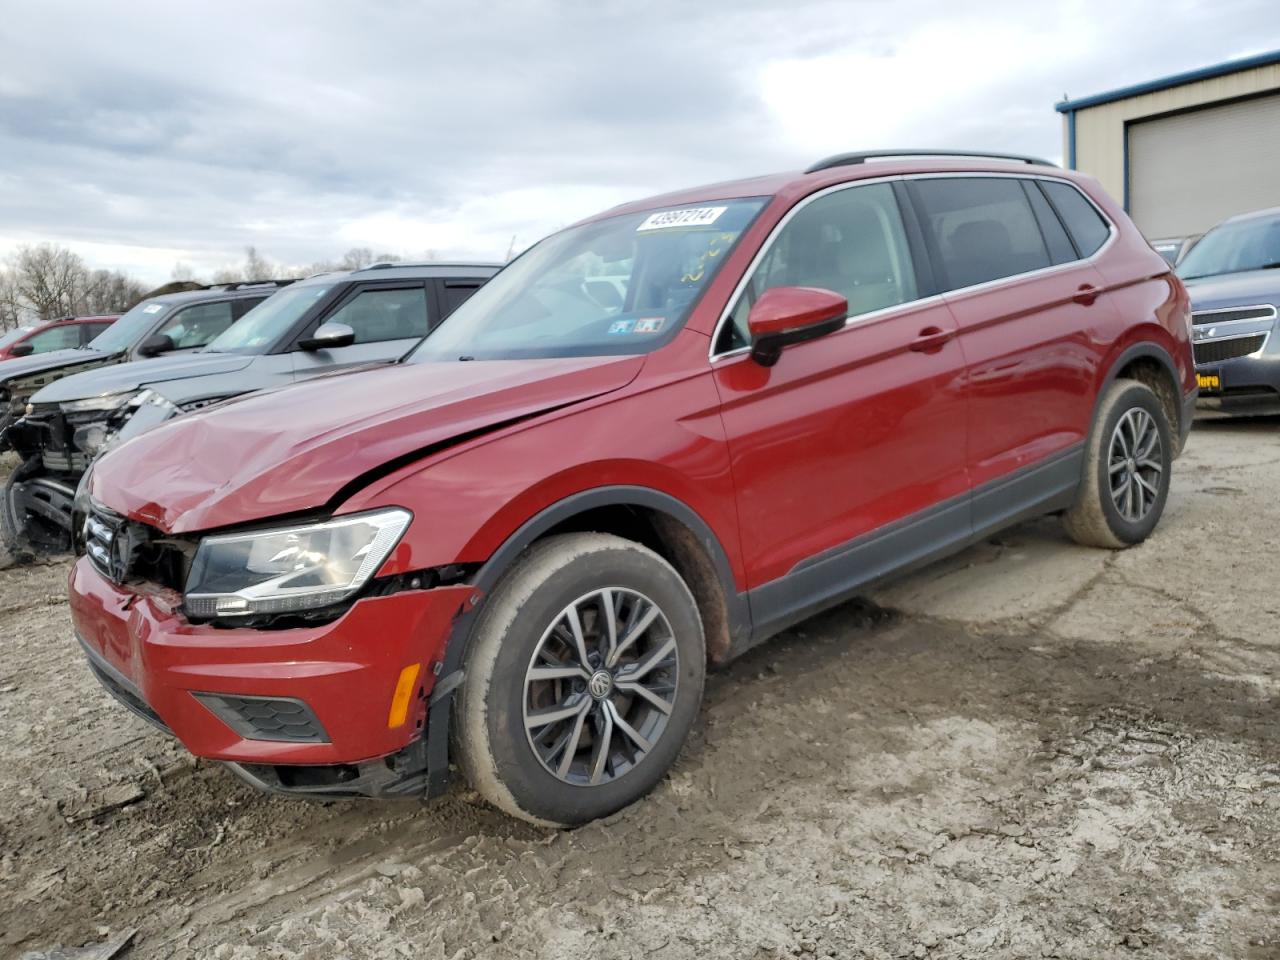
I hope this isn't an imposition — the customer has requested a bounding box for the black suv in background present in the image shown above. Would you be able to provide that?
[5,263,497,554]
[0,281,291,435]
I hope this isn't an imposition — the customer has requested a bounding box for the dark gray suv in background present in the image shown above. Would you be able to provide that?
[1177,206,1280,415]
[4,262,497,554]
[0,281,290,435]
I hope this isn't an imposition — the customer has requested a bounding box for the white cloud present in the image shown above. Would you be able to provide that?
[0,0,1276,284]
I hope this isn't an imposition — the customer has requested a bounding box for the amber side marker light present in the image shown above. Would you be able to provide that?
[388,663,422,728]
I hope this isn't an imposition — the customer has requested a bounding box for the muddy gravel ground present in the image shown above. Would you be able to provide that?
[2,419,1279,960]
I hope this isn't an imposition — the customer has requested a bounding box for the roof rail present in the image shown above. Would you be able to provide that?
[205,279,298,291]
[804,149,1057,174]
[358,261,503,271]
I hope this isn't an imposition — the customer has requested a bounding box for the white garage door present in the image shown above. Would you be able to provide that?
[1128,92,1280,240]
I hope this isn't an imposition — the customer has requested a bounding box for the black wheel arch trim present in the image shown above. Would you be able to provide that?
[423,484,748,797]
[1096,340,1191,444]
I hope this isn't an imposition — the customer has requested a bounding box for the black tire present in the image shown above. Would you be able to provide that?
[1063,378,1172,549]
[0,469,32,569]
[455,532,705,827]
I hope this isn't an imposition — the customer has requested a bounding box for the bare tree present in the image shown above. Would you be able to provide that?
[0,271,22,331]
[8,244,87,321]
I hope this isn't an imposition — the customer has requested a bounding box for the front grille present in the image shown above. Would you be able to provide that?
[83,504,191,589]
[1194,335,1266,364]
[1192,305,1277,326]
[193,694,329,743]
[84,506,126,581]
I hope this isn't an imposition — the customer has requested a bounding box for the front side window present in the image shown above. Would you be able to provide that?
[206,283,334,355]
[716,183,917,353]
[25,324,82,353]
[413,198,767,362]
[155,301,236,350]
[323,287,429,344]
[1177,212,1280,280]
[911,177,1051,291]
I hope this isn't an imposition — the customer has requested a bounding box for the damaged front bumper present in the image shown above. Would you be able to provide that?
[69,556,473,800]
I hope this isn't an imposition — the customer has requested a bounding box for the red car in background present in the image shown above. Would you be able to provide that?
[0,315,118,361]
[71,150,1194,827]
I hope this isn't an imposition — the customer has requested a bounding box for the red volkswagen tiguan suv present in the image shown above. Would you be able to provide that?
[70,150,1195,825]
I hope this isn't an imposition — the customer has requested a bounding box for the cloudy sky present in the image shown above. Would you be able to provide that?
[2,0,1277,284]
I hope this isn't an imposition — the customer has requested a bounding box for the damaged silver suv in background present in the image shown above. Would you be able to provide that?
[2,262,497,558]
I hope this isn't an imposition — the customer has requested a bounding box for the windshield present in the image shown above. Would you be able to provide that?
[0,327,34,349]
[412,198,767,361]
[206,283,334,354]
[87,300,171,354]
[1177,213,1280,280]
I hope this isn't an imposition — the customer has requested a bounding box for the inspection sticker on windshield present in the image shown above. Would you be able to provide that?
[142,304,164,313]
[608,320,635,335]
[634,317,664,334]
[637,206,726,232]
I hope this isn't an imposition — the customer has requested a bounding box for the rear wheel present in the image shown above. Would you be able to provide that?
[1063,378,1172,549]
[455,533,704,826]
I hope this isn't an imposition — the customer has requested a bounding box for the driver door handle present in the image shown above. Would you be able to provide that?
[909,326,955,353]
[1072,283,1099,306]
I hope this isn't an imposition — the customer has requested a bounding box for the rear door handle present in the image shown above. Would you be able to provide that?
[1072,283,1099,306]
[909,326,955,353]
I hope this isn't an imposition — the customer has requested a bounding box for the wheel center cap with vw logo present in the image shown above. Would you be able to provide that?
[588,670,614,700]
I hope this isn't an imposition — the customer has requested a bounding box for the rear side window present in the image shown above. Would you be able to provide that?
[232,297,266,321]
[910,178,1050,291]
[440,281,484,320]
[80,322,113,344]
[156,301,236,349]
[1042,181,1111,257]
[324,287,429,344]
[717,182,918,352]
[1022,181,1076,265]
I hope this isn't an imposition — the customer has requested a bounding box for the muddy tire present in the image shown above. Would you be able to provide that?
[1063,378,1172,549]
[455,533,705,827]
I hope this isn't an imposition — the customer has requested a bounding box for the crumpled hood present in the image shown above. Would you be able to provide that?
[32,352,254,404]
[1183,270,1280,311]
[91,354,645,533]
[0,347,115,390]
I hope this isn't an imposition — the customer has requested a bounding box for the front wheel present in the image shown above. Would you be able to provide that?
[1063,378,1172,549]
[455,533,705,826]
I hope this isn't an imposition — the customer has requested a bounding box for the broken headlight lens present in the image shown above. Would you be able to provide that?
[184,508,412,619]
[60,390,140,414]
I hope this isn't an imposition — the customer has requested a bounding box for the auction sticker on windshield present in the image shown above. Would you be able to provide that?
[637,207,726,231]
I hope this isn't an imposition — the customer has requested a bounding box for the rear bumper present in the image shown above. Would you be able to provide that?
[69,557,472,795]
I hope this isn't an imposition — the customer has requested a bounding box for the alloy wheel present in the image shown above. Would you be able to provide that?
[522,587,678,786]
[1108,407,1163,523]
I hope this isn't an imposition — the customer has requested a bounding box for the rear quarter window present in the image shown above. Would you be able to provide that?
[1042,181,1112,258]
[909,177,1051,291]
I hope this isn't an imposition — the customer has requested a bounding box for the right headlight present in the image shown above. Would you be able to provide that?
[184,508,412,620]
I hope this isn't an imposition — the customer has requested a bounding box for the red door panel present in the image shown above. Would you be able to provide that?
[946,263,1117,490]
[713,300,968,590]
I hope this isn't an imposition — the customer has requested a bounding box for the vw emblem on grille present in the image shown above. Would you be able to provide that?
[588,670,614,700]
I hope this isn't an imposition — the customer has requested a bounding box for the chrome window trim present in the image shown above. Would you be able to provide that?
[708,171,1119,362]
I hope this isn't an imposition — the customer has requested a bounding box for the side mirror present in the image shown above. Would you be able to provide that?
[747,286,848,367]
[138,333,176,357]
[9,342,33,357]
[298,322,356,352]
